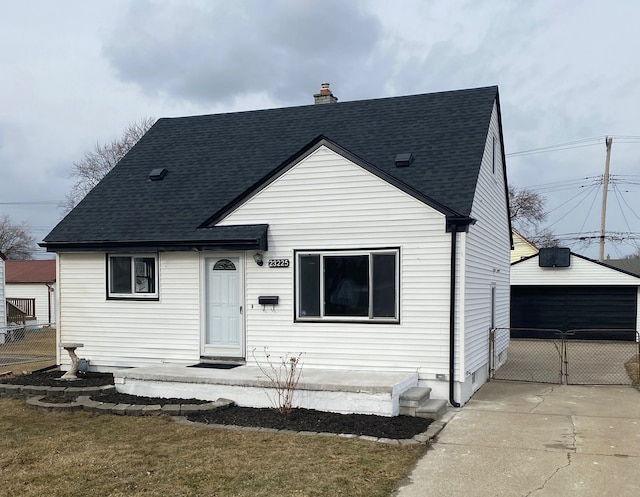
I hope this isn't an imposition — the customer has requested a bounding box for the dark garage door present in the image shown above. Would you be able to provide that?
[511,286,637,340]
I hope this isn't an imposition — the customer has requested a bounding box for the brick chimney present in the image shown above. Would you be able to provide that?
[313,83,338,104]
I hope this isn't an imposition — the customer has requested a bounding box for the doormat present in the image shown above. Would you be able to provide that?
[188,363,241,369]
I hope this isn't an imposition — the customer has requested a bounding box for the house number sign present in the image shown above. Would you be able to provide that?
[268,258,290,268]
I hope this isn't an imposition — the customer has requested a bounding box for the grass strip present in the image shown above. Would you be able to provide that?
[0,397,425,497]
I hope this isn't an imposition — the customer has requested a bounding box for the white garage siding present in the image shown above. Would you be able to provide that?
[462,103,511,389]
[512,253,640,332]
[218,145,454,379]
[58,252,201,370]
[512,254,640,286]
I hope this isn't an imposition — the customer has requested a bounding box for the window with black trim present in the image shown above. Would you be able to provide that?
[297,249,398,321]
[108,255,158,298]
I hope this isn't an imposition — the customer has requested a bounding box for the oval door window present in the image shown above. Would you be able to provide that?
[213,259,236,270]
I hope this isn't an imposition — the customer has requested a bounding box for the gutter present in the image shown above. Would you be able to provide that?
[446,216,475,408]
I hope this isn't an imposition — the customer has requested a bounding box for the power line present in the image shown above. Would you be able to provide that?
[507,135,640,157]
[507,142,602,157]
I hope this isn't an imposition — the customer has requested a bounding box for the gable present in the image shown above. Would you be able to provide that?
[217,143,446,229]
[43,86,500,250]
[210,138,460,226]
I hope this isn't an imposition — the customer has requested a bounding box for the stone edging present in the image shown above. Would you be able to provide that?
[0,382,115,399]
[25,394,232,416]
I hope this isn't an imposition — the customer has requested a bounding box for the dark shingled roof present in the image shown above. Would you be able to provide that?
[604,258,640,277]
[43,86,500,250]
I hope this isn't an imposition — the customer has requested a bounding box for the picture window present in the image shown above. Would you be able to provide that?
[297,249,399,322]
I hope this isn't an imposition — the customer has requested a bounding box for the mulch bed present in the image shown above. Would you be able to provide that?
[188,406,432,439]
[2,371,434,439]
[1,370,114,387]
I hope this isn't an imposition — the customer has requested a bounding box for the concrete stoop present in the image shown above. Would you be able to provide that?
[399,387,448,420]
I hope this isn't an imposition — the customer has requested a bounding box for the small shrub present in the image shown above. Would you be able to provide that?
[253,348,304,415]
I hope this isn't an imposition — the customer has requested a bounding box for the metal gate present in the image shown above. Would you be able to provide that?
[489,328,640,385]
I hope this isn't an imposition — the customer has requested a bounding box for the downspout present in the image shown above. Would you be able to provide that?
[446,216,475,408]
[448,224,461,408]
[46,284,53,324]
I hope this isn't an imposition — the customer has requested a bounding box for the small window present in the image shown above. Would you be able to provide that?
[108,254,158,299]
[213,259,236,270]
[297,249,399,322]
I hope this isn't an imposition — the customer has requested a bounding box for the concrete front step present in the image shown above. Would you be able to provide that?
[416,399,448,420]
[399,386,432,408]
[399,387,448,420]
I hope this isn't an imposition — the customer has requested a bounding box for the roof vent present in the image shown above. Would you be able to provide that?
[313,83,338,104]
[395,153,414,167]
[539,247,570,268]
[149,168,168,181]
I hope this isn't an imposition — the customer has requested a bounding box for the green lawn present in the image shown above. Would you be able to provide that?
[0,397,426,497]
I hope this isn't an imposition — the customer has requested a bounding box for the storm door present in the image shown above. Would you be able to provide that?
[203,256,244,357]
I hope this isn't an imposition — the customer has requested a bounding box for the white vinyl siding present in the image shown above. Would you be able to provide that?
[58,251,201,369]
[462,103,511,380]
[512,254,640,286]
[218,145,453,378]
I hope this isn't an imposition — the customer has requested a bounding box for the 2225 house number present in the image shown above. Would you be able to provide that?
[268,258,290,268]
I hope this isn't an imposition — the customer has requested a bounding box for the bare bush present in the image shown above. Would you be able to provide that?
[253,348,304,415]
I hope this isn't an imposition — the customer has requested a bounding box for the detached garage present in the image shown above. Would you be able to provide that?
[511,249,640,340]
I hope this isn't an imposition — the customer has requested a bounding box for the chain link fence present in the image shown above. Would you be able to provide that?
[0,323,57,374]
[490,328,640,386]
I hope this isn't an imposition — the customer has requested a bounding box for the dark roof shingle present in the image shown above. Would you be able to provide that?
[44,86,499,248]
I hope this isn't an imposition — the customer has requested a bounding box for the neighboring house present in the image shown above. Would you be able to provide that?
[604,258,640,277]
[511,248,640,339]
[42,84,511,406]
[511,230,538,263]
[0,251,6,331]
[5,259,57,325]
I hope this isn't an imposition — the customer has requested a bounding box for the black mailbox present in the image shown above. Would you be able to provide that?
[258,296,279,305]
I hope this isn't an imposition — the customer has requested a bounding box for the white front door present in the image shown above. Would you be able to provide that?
[203,256,244,358]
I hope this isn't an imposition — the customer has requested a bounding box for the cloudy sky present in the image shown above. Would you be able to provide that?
[1,0,639,259]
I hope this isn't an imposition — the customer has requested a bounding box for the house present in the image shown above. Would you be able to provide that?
[511,248,640,339]
[511,230,538,263]
[42,84,511,411]
[5,259,57,325]
[604,258,640,277]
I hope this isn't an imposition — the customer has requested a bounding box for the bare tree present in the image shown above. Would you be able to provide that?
[64,117,155,212]
[509,186,558,247]
[0,215,37,259]
[622,248,640,259]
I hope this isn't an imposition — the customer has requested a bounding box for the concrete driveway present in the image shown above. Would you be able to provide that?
[394,381,640,496]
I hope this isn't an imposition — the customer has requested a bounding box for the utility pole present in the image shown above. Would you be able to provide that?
[599,136,613,262]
